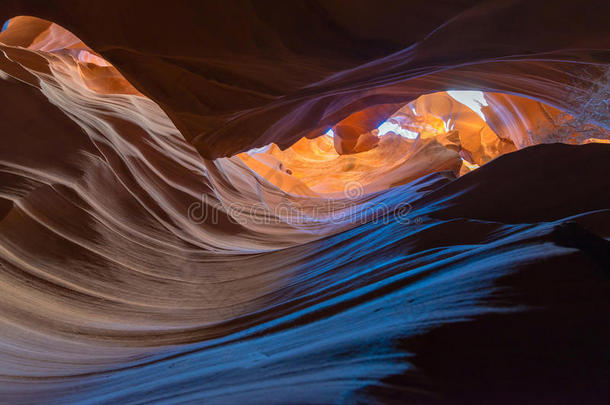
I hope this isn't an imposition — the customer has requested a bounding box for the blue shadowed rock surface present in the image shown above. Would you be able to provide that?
[0,2,609,404]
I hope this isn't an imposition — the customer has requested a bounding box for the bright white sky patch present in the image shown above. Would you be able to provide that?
[245,144,272,155]
[325,128,334,138]
[447,90,488,121]
[377,121,419,139]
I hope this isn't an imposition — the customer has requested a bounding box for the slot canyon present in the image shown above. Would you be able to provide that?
[0,1,609,404]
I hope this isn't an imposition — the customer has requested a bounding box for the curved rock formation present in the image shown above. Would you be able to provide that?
[0,2,609,404]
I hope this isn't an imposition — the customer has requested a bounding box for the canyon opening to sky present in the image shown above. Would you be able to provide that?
[0,3,609,405]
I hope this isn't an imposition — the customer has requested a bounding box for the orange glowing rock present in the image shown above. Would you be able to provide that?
[0,16,140,95]
[238,89,608,195]
[0,4,608,403]
[331,104,402,154]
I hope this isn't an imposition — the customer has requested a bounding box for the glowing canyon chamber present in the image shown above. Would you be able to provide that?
[0,5,609,405]
[240,89,609,196]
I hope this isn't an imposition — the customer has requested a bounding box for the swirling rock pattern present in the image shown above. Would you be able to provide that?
[0,2,609,404]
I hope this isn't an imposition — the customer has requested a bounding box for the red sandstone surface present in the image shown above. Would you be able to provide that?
[0,2,609,404]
